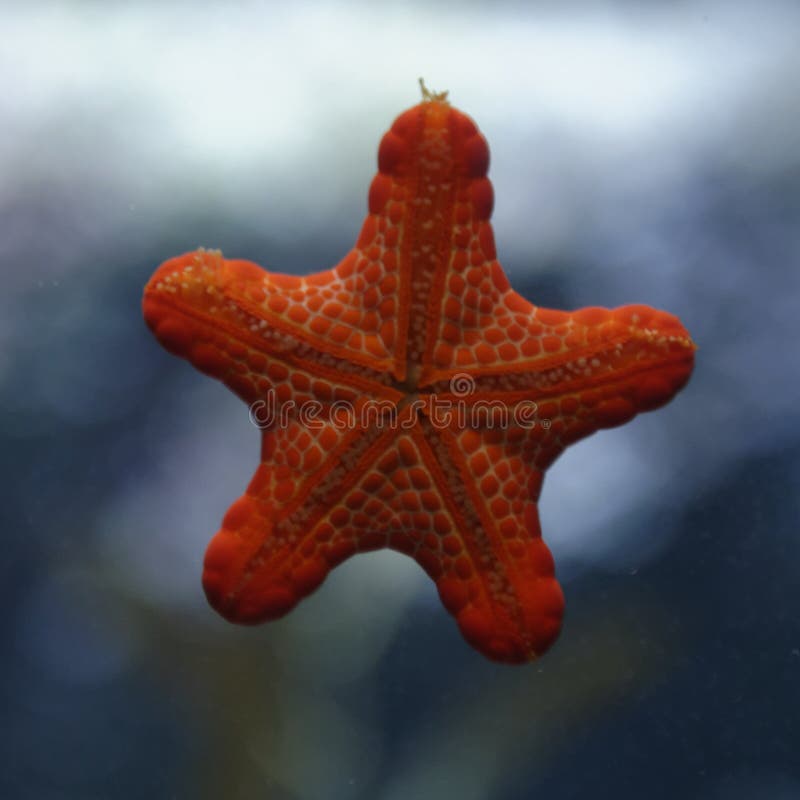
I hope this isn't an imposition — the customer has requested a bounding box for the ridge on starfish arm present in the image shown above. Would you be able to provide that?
[142,86,696,664]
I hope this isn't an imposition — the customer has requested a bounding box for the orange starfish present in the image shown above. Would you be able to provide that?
[142,84,695,663]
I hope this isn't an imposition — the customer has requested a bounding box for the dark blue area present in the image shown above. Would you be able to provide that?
[515,446,800,798]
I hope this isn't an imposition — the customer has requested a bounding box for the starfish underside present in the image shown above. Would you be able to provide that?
[143,93,695,663]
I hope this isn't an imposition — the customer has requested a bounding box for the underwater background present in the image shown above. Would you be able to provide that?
[2,1,798,797]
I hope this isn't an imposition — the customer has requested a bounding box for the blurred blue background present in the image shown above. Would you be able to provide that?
[2,1,799,797]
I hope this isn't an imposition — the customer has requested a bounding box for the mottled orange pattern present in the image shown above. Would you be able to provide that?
[142,89,695,663]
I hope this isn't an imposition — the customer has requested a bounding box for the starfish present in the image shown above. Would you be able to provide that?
[142,86,695,663]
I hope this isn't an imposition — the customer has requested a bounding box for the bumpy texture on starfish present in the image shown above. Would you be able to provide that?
[143,91,695,663]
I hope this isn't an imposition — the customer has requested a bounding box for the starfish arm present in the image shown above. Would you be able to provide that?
[424,298,694,469]
[279,419,561,663]
[518,303,696,467]
[417,422,564,663]
[423,277,695,379]
[203,418,395,622]
[371,99,496,380]
[142,249,403,407]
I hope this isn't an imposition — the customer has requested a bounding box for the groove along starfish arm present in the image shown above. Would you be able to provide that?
[142,92,695,663]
